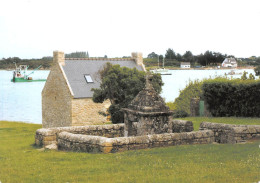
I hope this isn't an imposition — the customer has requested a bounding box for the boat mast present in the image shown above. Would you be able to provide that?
[158,55,160,68]
[163,57,165,69]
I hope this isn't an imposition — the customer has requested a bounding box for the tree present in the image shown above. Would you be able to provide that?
[176,53,182,61]
[92,63,163,123]
[147,52,158,58]
[165,48,176,60]
[254,66,260,76]
[183,51,194,65]
[65,51,89,58]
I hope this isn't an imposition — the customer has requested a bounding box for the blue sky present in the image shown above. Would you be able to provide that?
[0,0,259,59]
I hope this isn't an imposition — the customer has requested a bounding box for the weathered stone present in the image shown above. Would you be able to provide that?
[200,122,260,144]
[45,143,58,150]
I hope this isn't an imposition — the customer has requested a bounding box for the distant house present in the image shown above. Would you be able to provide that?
[222,58,237,68]
[42,51,145,128]
[180,62,191,69]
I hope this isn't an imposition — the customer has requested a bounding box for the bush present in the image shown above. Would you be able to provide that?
[172,110,189,118]
[202,78,260,117]
[173,79,204,115]
[255,66,260,76]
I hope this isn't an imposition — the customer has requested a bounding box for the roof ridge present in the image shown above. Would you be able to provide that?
[65,58,134,61]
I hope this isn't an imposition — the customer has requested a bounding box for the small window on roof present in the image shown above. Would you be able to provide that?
[84,75,94,83]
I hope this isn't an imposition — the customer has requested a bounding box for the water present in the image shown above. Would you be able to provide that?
[0,70,49,124]
[161,69,257,102]
[0,69,257,124]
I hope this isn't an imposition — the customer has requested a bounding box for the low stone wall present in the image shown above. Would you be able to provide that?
[35,120,194,148]
[170,120,194,133]
[200,122,260,143]
[57,130,214,153]
[35,124,124,147]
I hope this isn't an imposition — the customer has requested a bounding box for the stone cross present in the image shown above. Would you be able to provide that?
[145,74,153,89]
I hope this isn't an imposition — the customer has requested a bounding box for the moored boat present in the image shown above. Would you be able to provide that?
[151,57,172,75]
[11,64,47,82]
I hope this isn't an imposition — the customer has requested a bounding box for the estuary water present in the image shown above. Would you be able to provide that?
[0,69,257,124]
[0,70,49,124]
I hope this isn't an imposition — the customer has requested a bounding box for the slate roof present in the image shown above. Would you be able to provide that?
[181,62,190,65]
[223,58,237,64]
[62,59,144,98]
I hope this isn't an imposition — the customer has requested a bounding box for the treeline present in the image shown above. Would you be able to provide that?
[65,51,89,58]
[145,48,260,68]
[0,51,90,70]
[0,57,53,70]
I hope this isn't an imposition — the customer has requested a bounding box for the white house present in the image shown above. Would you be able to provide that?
[180,62,191,69]
[222,58,237,68]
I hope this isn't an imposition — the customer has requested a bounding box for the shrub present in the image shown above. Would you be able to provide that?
[172,110,189,118]
[255,66,260,76]
[173,79,204,115]
[202,78,260,117]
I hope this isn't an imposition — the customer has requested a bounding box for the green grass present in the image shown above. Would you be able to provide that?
[0,120,260,183]
[179,117,260,131]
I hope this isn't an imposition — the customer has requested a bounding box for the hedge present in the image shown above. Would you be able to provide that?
[202,78,260,117]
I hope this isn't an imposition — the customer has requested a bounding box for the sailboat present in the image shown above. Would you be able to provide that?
[151,57,171,75]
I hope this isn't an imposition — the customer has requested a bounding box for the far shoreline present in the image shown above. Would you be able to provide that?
[0,66,256,71]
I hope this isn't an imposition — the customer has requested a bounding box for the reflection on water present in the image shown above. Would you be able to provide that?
[0,69,257,124]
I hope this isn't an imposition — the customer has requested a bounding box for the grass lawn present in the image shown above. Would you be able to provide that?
[0,120,260,183]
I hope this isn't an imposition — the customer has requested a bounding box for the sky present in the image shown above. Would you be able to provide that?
[0,0,259,59]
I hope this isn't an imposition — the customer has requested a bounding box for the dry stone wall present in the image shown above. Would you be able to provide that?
[35,121,260,153]
[35,120,194,148]
[35,124,125,147]
[57,130,214,153]
[170,120,194,132]
[200,122,260,143]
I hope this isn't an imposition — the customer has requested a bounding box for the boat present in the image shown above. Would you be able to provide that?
[226,70,242,76]
[11,63,47,82]
[151,57,172,75]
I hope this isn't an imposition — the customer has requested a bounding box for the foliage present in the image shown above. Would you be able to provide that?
[202,78,260,117]
[65,51,89,58]
[165,48,176,60]
[92,63,163,123]
[254,66,260,76]
[182,51,194,65]
[0,57,53,69]
[173,79,204,115]
[196,51,226,66]
[147,52,158,58]
[241,71,255,80]
[166,101,176,110]
[1,121,260,183]
[241,71,248,80]
[172,110,189,118]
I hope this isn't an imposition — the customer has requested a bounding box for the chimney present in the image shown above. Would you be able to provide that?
[131,52,143,66]
[53,51,65,66]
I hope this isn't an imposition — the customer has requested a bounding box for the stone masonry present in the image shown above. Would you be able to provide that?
[200,122,260,143]
[57,130,214,153]
[35,120,194,148]
[71,98,110,126]
[122,75,173,137]
[42,51,145,128]
[42,52,72,128]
